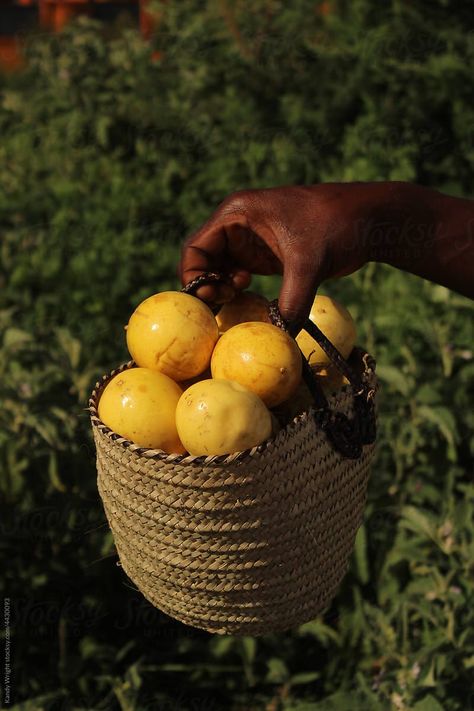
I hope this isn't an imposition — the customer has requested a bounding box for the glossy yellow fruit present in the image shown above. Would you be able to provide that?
[216,291,270,333]
[176,379,272,456]
[211,322,302,407]
[98,367,185,453]
[296,295,356,367]
[126,291,219,381]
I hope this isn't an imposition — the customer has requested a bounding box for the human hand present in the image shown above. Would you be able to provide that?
[179,181,473,328]
[180,183,377,328]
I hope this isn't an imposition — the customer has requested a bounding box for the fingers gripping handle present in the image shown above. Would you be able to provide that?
[182,272,231,295]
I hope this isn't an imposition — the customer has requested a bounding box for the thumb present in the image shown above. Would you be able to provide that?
[278,255,324,333]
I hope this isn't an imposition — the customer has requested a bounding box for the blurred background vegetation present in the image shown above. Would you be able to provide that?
[0,1,473,709]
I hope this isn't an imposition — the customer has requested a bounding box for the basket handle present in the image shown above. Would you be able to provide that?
[182,274,376,459]
[181,271,233,308]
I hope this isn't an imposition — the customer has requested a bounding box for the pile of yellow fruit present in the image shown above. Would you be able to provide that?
[98,290,357,456]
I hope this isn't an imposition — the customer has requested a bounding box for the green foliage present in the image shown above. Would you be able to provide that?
[0,2,473,709]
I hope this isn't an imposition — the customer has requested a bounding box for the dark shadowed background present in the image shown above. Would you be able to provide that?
[0,1,473,709]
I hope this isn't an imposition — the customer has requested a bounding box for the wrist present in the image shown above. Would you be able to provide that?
[361,182,473,298]
[361,182,440,267]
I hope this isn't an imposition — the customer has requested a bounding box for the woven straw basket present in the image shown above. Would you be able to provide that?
[89,278,378,636]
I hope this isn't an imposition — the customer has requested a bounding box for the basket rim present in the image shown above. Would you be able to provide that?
[89,348,376,466]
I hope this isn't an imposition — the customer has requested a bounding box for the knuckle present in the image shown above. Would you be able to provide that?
[218,190,252,216]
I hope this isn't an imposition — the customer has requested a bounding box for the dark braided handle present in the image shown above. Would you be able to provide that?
[269,300,376,459]
[182,272,230,295]
[181,273,233,314]
[183,274,376,459]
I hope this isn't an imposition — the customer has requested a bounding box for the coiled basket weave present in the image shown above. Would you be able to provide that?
[90,349,376,635]
[89,280,378,636]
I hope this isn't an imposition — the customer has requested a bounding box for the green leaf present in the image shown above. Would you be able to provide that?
[125,662,143,691]
[301,689,384,710]
[48,451,66,493]
[353,524,370,584]
[211,636,235,658]
[416,384,441,405]
[56,327,82,369]
[290,671,320,685]
[454,499,472,529]
[266,657,289,683]
[376,365,411,395]
[8,690,67,710]
[3,327,32,349]
[417,405,458,460]
[418,658,437,688]
[116,640,136,663]
[298,619,341,646]
[412,694,445,711]
[80,636,102,660]
[430,285,451,303]
[240,636,256,665]
[400,506,438,543]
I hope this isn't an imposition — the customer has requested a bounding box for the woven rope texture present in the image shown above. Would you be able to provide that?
[90,350,377,635]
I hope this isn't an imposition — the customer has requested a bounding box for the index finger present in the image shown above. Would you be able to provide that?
[180,209,250,302]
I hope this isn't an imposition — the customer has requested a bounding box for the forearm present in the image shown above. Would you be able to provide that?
[179,181,473,327]
[365,182,473,298]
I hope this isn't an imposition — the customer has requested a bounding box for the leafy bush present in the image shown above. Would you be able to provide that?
[0,1,473,709]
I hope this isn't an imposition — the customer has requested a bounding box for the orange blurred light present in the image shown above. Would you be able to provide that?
[0,37,25,72]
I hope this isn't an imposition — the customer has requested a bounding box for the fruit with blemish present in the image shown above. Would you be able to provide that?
[98,367,185,452]
[175,379,273,456]
[296,295,356,367]
[211,321,302,407]
[126,291,219,381]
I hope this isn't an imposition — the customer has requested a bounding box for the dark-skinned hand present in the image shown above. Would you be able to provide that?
[180,182,474,330]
